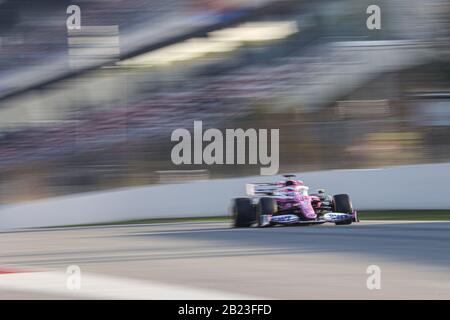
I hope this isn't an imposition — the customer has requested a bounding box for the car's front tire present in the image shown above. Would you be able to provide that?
[256,197,277,227]
[232,198,256,228]
[333,194,353,225]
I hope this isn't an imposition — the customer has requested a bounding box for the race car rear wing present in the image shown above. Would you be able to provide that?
[246,183,279,196]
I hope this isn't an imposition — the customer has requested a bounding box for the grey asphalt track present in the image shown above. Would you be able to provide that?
[1,220,450,299]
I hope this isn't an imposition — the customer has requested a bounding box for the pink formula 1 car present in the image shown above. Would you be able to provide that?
[231,175,359,228]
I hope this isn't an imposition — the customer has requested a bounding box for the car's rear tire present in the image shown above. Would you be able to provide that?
[232,198,256,228]
[333,194,353,225]
[256,197,277,227]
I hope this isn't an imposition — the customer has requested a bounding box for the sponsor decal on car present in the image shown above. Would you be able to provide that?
[271,214,299,223]
[323,212,352,222]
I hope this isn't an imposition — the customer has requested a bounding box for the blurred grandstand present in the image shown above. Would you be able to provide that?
[0,0,449,203]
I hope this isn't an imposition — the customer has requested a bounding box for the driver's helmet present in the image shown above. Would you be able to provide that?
[285,180,295,186]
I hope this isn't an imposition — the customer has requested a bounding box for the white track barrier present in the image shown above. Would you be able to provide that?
[1,162,450,229]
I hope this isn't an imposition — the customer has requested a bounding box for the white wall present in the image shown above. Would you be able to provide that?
[1,162,450,229]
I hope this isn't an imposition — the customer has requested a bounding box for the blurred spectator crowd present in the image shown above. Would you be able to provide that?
[0,0,449,202]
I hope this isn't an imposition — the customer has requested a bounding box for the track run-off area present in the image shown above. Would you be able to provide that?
[1,220,450,299]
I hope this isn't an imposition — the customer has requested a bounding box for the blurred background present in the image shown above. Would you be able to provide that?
[0,0,449,203]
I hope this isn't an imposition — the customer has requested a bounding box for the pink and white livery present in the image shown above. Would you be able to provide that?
[231,175,359,227]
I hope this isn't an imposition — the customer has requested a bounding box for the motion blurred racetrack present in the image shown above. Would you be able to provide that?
[1,220,450,299]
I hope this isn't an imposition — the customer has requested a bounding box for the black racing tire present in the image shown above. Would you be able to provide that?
[256,197,277,227]
[333,194,353,225]
[232,198,256,228]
